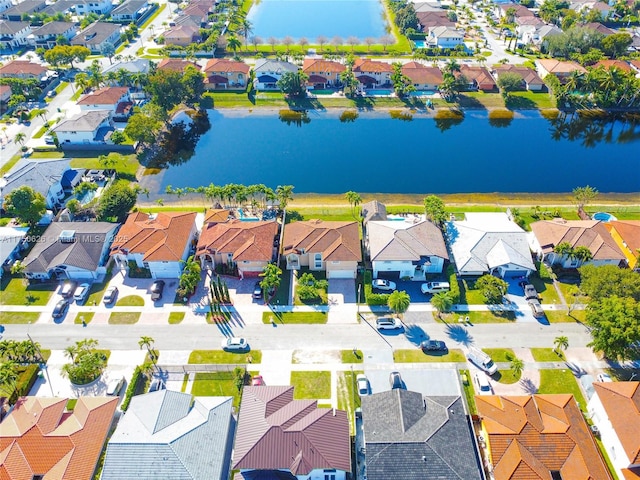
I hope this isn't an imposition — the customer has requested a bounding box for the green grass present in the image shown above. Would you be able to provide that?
[483,348,515,363]
[545,310,584,324]
[531,348,564,361]
[0,153,21,176]
[86,280,110,305]
[509,91,556,109]
[594,437,621,480]
[69,153,140,179]
[0,311,40,323]
[270,265,291,306]
[116,295,144,307]
[288,206,359,222]
[74,312,95,325]
[294,270,328,305]
[291,371,331,399]
[188,350,262,364]
[494,369,521,384]
[393,348,466,363]
[190,371,244,408]
[439,310,516,324]
[66,398,77,410]
[457,91,505,109]
[341,349,364,363]
[32,125,48,138]
[0,277,55,306]
[459,369,477,415]
[70,88,82,101]
[337,370,363,435]
[181,374,189,392]
[168,312,185,324]
[538,368,587,412]
[108,312,141,324]
[262,311,328,324]
[460,279,485,305]
[139,3,165,30]
[527,274,561,304]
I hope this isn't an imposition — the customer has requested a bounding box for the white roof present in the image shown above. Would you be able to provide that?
[0,226,28,266]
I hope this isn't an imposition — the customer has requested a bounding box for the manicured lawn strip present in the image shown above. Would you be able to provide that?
[341,349,364,364]
[459,369,477,415]
[168,312,185,324]
[86,280,110,305]
[287,206,357,222]
[269,265,291,305]
[139,3,165,30]
[188,350,262,364]
[261,311,328,324]
[545,310,584,324]
[32,125,48,138]
[337,370,363,435]
[531,348,565,362]
[190,371,243,408]
[74,312,95,325]
[0,277,55,306]
[181,374,189,392]
[70,88,82,101]
[526,274,561,305]
[439,311,516,324]
[0,312,40,323]
[69,152,140,178]
[40,349,51,362]
[483,348,515,363]
[509,91,556,109]
[394,349,466,363]
[0,153,21,176]
[538,369,587,411]
[291,371,331,400]
[594,437,621,480]
[457,92,505,109]
[116,295,145,307]
[495,369,521,384]
[108,312,141,324]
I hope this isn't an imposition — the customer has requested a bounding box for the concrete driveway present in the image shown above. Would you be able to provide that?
[328,279,356,305]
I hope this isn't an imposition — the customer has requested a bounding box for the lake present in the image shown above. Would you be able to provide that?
[145,110,640,195]
[247,0,388,42]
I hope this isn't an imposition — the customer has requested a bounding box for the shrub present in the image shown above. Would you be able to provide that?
[9,364,40,404]
[121,365,143,412]
[447,264,461,303]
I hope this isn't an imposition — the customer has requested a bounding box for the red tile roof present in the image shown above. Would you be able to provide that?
[203,58,250,74]
[282,220,361,262]
[0,61,47,77]
[157,58,199,72]
[196,219,278,262]
[402,62,443,85]
[233,386,351,474]
[494,65,544,86]
[476,394,612,480]
[353,58,393,73]
[78,86,128,105]
[537,59,586,75]
[593,59,632,72]
[606,220,640,253]
[459,65,496,90]
[302,59,346,74]
[0,397,117,480]
[110,211,197,262]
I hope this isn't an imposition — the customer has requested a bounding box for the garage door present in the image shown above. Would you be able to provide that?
[327,270,355,279]
[68,271,95,281]
[151,265,181,279]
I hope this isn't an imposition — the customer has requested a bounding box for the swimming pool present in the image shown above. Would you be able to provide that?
[76,189,96,205]
[414,40,427,48]
[409,90,436,97]
[365,89,393,96]
[592,212,617,222]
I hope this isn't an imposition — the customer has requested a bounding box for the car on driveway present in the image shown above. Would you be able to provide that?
[376,317,403,330]
[389,371,404,389]
[357,374,370,396]
[150,280,165,301]
[372,279,396,291]
[106,376,125,396]
[252,281,263,299]
[421,340,448,353]
[252,375,265,386]
[52,299,69,319]
[420,281,450,294]
[596,373,613,382]
[60,281,77,298]
[103,286,118,304]
[529,299,545,318]
[519,281,539,301]
[474,372,492,395]
[221,337,249,352]
[73,283,90,304]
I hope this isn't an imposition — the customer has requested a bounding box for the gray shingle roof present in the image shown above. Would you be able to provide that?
[30,21,75,36]
[54,110,110,132]
[0,20,31,34]
[368,220,448,262]
[0,158,70,201]
[112,0,148,15]
[253,59,298,74]
[362,390,483,480]
[361,200,387,224]
[70,21,120,46]
[101,391,235,480]
[103,58,151,75]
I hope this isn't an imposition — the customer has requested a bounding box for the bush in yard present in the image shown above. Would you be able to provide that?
[475,275,509,304]
[297,272,328,300]
[121,365,143,412]
[61,339,107,385]
[447,264,461,303]
[9,364,40,404]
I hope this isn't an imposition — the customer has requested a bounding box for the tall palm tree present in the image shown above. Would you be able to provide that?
[431,292,453,319]
[227,35,242,54]
[554,336,569,355]
[511,357,524,377]
[344,191,362,220]
[14,132,26,146]
[387,290,411,319]
[0,361,19,398]
[275,185,294,210]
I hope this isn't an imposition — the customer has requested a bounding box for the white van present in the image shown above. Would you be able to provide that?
[467,347,498,375]
[421,281,450,294]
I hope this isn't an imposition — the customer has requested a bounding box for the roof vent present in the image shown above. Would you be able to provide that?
[422,456,427,462]
[59,230,75,243]
[148,213,157,221]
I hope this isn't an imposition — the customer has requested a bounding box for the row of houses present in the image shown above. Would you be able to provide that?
[0,0,152,21]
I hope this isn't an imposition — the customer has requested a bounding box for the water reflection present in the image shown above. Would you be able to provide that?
[546,111,640,148]
[278,110,310,127]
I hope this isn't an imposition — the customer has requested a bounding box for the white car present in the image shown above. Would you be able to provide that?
[372,279,396,291]
[596,373,613,383]
[356,374,370,397]
[221,337,249,352]
[73,283,91,304]
[376,317,403,330]
[474,373,492,395]
[106,376,125,396]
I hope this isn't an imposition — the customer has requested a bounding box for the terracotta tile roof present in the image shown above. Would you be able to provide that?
[606,220,640,252]
[499,3,535,17]
[538,59,587,75]
[0,84,11,95]
[458,65,496,90]
[476,394,612,480]
[593,60,632,72]
[157,58,199,72]
[110,211,197,262]
[531,219,625,261]
[622,467,640,479]
[78,86,128,105]
[402,62,443,85]
[593,382,640,464]
[302,59,346,74]
[353,58,393,73]
[0,396,117,480]
[417,11,455,28]
[204,208,231,224]
[494,65,545,86]
[203,58,250,74]
[233,386,351,474]
[282,220,361,262]
[0,61,47,77]
[196,219,278,262]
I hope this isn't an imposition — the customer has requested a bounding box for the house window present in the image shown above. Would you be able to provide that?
[143,262,149,268]
[324,470,337,480]
[314,253,322,269]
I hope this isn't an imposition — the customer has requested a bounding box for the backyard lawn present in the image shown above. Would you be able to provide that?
[190,371,244,408]
[0,277,55,306]
[188,350,262,364]
[108,312,141,324]
[393,349,466,363]
[262,311,328,324]
[538,369,587,411]
[291,371,331,400]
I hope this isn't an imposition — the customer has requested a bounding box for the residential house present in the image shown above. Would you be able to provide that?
[0,158,73,209]
[0,21,31,49]
[536,58,587,82]
[588,382,640,479]
[493,65,545,91]
[196,219,278,277]
[0,60,47,81]
[110,211,198,278]
[593,59,632,72]
[530,219,626,268]
[367,219,448,279]
[447,212,535,277]
[353,58,393,88]
[583,21,616,36]
[233,386,351,480]
[174,10,207,28]
[253,58,298,90]
[72,0,114,15]
[53,110,114,145]
[1,0,46,20]
[571,1,611,18]
[402,61,443,90]
[101,391,235,480]
[529,24,563,51]
[362,389,483,480]
[303,58,346,89]
[202,59,250,90]
[458,65,496,91]
[163,24,201,46]
[476,394,613,480]
[627,59,640,74]
[78,86,130,116]
[0,84,10,104]
[361,200,388,225]
[0,396,118,480]
[22,221,118,280]
[0,226,28,276]
[0,0,12,13]
[605,220,640,269]
[103,58,151,76]
[496,3,535,20]
[111,0,152,22]
[417,10,455,29]
[157,58,200,73]
[28,21,77,49]
[282,220,361,279]
[71,22,121,54]
[427,26,464,48]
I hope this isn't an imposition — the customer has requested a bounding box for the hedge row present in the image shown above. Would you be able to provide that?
[9,364,40,404]
[120,365,143,412]
[447,264,461,303]
[363,270,390,306]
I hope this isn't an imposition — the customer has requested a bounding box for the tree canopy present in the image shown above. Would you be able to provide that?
[97,181,138,222]
[423,195,447,227]
[4,186,46,225]
[277,71,309,98]
[476,275,509,304]
[586,296,640,360]
[579,264,640,302]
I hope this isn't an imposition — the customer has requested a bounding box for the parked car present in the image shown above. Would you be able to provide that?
[372,279,396,291]
[596,373,613,383]
[421,340,448,353]
[149,378,166,392]
[103,286,118,304]
[529,299,545,318]
[519,281,539,301]
[44,135,55,144]
[474,372,493,395]
[52,299,69,318]
[60,281,77,298]
[46,90,56,98]
[106,376,125,396]
[252,281,263,299]
[221,337,249,352]
[420,281,450,294]
[467,347,498,375]
[150,280,165,301]
[357,374,370,396]
[251,375,265,386]
[376,317,403,330]
[389,371,404,389]
[73,283,90,304]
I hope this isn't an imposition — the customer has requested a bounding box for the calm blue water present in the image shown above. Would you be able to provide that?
[247,0,388,41]
[150,110,640,194]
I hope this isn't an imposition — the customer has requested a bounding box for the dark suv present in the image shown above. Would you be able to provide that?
[150,280,165,301]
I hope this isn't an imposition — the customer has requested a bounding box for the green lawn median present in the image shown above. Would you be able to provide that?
[189,350,262,364]
[262,311,328,324]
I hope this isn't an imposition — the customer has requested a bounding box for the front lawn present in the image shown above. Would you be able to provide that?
[168,312,185,324]
[74,312,95,325]
[291,371,331,400]
[438,310,516,324]
[0,277,55,306]
[483,348,515,362]
[538,369,587,411]
[527,274,561,304]
[294,270,328,306]
[393,349,466,363]
[86,280,111,305]
[188,350,262,364]
[531,347,565,361]
[116,295,145,306]
[545,310,584,324]
[0,312,40,323]
[269,265,291,306]
[341,349,364,364]
[108,312,141,324]
[459,369,477,415]
[262,311,328,324]
[190,371,244,408]
[494,369,521,384]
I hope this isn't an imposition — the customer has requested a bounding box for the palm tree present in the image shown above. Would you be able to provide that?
[572,246,593,265]
[240,18,253,49]
[14,132,26,146]
[0,361,19,398]
[431,292,453,319]
[387,290,411,319]
[444,59,461,75]
[227,35,242,54]
[553,336,569,356]
[510,357,524,377]
[75,72,89,93]
[275,185,294,210]
[138,336,155,361]
[344,191,362,220]
[259,263,282,305]
[553,241,573,262]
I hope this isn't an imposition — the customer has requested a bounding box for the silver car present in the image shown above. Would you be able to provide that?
[376,317,402,330]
